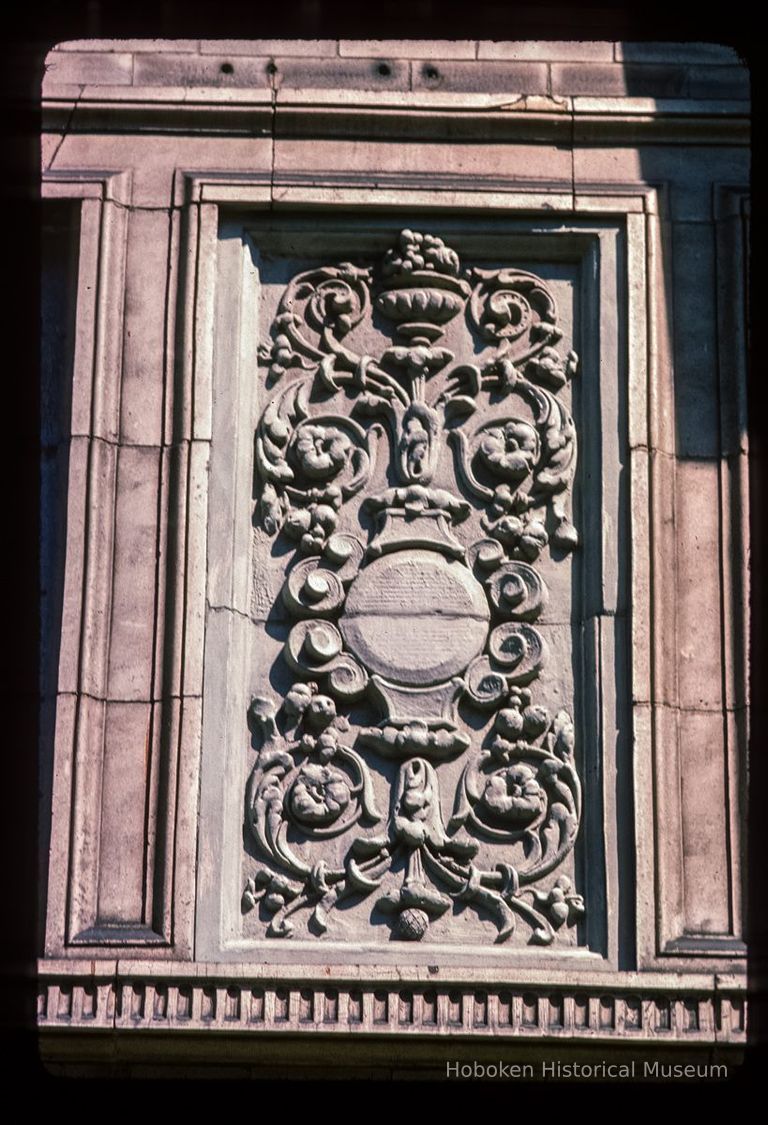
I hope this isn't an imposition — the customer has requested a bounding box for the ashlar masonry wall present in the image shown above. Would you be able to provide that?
[39,39,749,1073]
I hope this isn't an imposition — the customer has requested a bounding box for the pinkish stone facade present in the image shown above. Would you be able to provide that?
[39,39,750,1077]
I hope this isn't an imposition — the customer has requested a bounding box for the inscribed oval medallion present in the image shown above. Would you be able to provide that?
[340,549,490,686]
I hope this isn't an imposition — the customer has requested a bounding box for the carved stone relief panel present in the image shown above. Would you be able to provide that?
[199,218,622,964]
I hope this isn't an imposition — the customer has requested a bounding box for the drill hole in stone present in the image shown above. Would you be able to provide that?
[377,62,391,77]
[220,62,234,75]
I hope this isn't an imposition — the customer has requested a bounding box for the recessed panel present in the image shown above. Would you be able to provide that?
[198,217,622,965]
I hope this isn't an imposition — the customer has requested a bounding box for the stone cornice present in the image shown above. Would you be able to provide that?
[41,86,749,145]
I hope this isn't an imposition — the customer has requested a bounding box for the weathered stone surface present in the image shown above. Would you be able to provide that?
[273,57,411,90]
[44,49,133,89]
[674,460,725,711]
[120,211,172,446]
[678,709,732,934]
[201,39,339,57]
[614,42,743,65]
[552,62,688,97]
[96,701,154,923]
[410,60,548,94]
[133,52,272,89]
[479,41,614,61]
[340,39,477,59]
[686,65,750,100]
[106,445,162,702]
[272,136,573,187]
[670,222,721,456]
[572,145,750,222]
[55,39,200,53]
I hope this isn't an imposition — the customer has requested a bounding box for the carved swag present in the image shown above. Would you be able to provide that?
[243,230,584,944]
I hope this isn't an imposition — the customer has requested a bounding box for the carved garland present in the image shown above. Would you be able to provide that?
[244,230,584,945]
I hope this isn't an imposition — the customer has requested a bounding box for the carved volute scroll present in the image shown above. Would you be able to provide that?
[244,230,583,946]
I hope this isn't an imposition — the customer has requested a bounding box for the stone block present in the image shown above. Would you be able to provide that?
[44,50,133,88]
[96,701,153,924]
[274,56,410,90]
[133,52,271,89]
[670,222,720,457]
[120,210,172,447]
[411,60,548,94]
[48,126,272,207]
[615,42,743,65]
[339,39,477,59]
[57,39,200,53]
[273,136,572,186]
[678,709,731,934]
[674,459,724,711]
[552,62,687,97]
[687,66,750,100]
[479,41,614,61]
[106,445,162,702]
[200,39,339,57]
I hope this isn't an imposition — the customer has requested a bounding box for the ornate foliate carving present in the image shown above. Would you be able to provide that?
[245,230,583,946]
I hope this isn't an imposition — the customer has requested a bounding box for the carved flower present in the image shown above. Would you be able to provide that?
[479,422,539,480]
[294,425,351,480]
[480,764,543,826]
[289,764,351,827]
